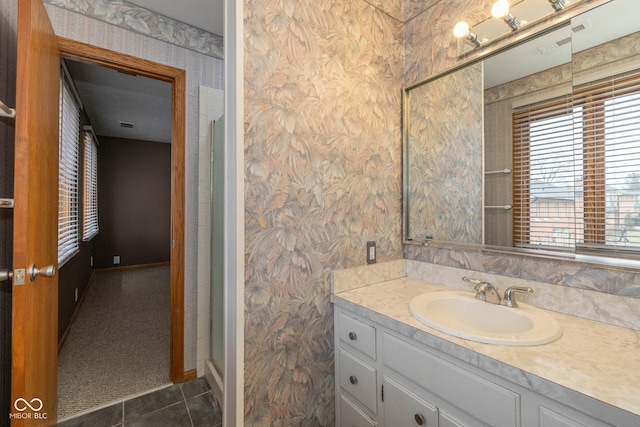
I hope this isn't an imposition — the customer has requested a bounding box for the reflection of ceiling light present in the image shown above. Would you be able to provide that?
[491,0,510,18]
[492,0,520,31]
[453,21,483,47]
[548,0,565,11]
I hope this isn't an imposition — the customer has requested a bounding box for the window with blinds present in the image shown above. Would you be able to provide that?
[83,130,99,241]
[58,75,80,265]
[513,69,640,257]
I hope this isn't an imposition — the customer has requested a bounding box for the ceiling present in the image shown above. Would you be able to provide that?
[65,59,172,143]
[66,0,222,144]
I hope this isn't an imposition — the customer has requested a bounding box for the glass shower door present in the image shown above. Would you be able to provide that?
[210,116,224,374]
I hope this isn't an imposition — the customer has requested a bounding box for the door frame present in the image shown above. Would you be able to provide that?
[57,37,187,382]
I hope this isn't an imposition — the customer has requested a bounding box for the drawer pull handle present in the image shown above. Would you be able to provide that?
[349,375,358,385]
[348,332,357,340]
[415,413,425,425]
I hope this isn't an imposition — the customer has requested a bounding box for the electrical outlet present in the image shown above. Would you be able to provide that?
[114,255,121,265]
[75,288,78,302]
[366,241,376,264]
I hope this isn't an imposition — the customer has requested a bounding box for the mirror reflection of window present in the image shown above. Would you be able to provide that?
[483,24,572,248]
[512,69,640,256]
[405,0,640,265]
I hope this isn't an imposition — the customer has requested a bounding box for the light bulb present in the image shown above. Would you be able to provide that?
[453,21,470,38]
[491,0,511,19]
[492,0,520,30]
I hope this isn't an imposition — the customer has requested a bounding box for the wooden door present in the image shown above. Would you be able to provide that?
[11,0,60,424]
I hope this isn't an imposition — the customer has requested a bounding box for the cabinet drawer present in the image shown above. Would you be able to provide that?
[383,333,520,427]
[340,393,377,427]
[383,376,438,427]
[339,348,378,414]
[338,311,376,360]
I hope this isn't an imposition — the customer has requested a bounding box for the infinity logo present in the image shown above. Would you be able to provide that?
[14,398,43,412]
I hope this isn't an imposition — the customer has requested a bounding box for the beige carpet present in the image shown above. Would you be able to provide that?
[57,266,171,420]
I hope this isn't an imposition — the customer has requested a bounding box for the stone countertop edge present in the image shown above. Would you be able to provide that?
[331,277,640,420]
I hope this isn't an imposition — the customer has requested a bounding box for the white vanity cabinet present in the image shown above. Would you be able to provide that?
[334,306,640,427]
[383,332,520,426]
[335,308,507,426]
[335,310,379,426]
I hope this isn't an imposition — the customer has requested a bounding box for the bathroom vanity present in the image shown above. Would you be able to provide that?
[331,262,640,426]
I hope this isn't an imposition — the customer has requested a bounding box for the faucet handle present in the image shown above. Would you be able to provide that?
[472,283,487,301]
[462,276,482,286]
[502,286,533,308]
[463,277,492,301]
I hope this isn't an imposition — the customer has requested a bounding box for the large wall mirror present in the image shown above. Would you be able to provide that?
[404,0,640,265]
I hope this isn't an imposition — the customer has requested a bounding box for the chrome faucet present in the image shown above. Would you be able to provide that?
[462,277,501,305]
[502,286,534,308]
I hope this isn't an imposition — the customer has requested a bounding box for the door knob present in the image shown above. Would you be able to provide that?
[0,269,12,282]
[29,264,56,281]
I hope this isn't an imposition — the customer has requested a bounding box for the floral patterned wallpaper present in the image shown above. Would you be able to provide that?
[43,0,223,59]
[243,0,403,424]
[406,63,483,243]
[404,0,496,87]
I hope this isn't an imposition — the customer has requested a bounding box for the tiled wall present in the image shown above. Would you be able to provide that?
[243,0,404,424]
[44,1,224,372]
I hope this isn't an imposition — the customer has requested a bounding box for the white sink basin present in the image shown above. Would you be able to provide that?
[409,290,562,346]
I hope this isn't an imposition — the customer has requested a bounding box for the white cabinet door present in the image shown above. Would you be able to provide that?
[439,411,471,427]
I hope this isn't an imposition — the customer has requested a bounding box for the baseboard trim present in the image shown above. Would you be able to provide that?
[205,360,223,406]
[182,369,197,382]
[93,261,170,274]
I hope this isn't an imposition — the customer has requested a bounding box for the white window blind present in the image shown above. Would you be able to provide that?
[83,130,99,241]
[574,69,640,255]
[513,94,577,251]
[58,75,80,265]
[513,69,640,257]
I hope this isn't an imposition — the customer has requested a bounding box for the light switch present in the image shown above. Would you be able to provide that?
[366,241,376,264]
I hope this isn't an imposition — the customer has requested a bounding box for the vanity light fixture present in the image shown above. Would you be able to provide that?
[453,21,483,47]
[548,0,566,11]
[492,0,521,31]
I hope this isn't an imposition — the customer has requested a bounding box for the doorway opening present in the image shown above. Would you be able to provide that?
[56,37,186,417]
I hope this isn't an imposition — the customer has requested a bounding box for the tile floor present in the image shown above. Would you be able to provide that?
[57,378,222,427]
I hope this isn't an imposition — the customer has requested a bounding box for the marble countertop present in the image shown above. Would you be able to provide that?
[331,277,640,417]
